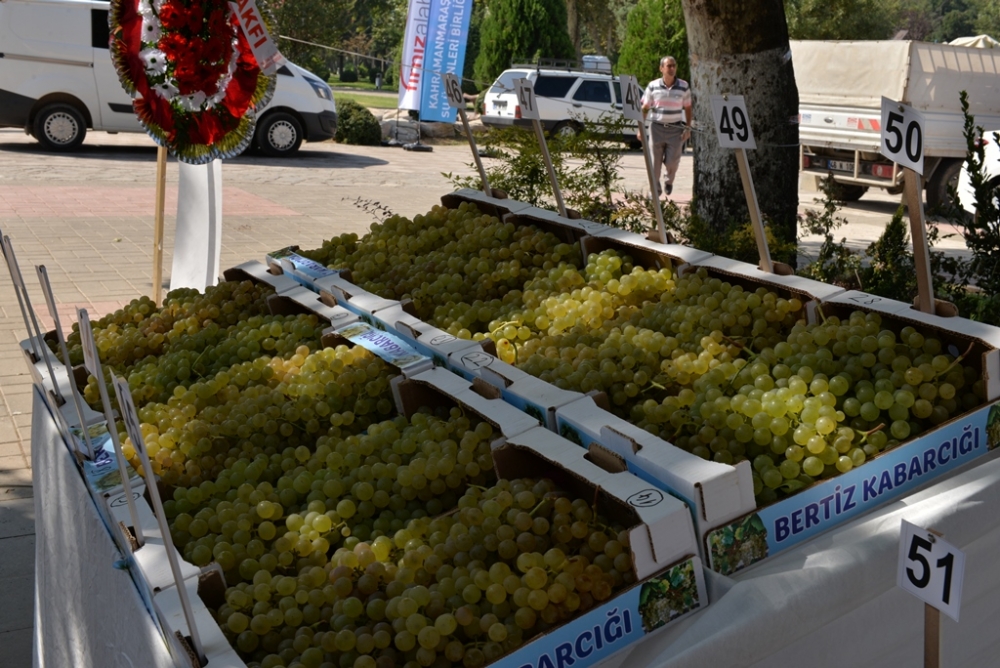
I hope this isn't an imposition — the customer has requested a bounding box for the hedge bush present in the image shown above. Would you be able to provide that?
[339,68,358,83]
[335,99,382,145]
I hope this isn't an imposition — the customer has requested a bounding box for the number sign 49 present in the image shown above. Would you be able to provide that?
[897,520,965,622]
[710,95,756,150]
[880,96,925,175]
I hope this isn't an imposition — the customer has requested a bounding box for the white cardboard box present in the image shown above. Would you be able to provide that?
[222,260,300,295]
[439,188,533,218]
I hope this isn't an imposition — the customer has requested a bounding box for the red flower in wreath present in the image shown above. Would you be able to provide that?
[109,0,277,164]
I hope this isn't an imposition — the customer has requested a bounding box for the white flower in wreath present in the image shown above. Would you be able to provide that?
[207,49,240,106]
[137,0,156,16]
[153,80,179,99]
[140,14,161,43]
[140,47,168,76]
[177,91,208,112]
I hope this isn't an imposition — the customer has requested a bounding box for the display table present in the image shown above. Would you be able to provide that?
[31,386,176,668]
[30,379,1000,667]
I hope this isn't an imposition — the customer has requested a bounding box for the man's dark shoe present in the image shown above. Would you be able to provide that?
[664,183,673,196]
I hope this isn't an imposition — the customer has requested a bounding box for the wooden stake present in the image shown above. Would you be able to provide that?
[905,168,935,314]
[153,145,167,306]
[734,148,773,273]
[531,119,567,218]
[925,603,941,668]
[457,108,492,197]
[639,123,667,243]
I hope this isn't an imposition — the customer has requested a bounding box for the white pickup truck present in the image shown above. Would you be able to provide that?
[793,39,1000,208]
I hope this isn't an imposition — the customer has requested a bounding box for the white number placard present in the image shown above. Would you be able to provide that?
[443,73,464,109]
[898,520,965,621]
[619,75,644,122]
[880,97,925,174]
[514,78,539,120]
[710,95,756,149]
[77,308,100,376]
[112,375,145,455]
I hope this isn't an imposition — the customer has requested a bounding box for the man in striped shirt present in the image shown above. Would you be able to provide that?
[638,56,692,197]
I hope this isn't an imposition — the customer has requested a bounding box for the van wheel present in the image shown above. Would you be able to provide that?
[34,103,86,151]
[552,122,579,139]
[257,112,303,156]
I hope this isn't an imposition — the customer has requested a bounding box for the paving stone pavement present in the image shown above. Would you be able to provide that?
[0,126,970,666]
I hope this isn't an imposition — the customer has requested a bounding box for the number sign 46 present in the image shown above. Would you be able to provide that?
[897,519,965,622]
[710,95,756,150]
[442,73,464,109]
[880,97,925,175]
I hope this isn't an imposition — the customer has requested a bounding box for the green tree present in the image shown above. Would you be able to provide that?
[274,0,354,78]
[473,0,576,84]
[784,0,895,39]
[617,0,687,82]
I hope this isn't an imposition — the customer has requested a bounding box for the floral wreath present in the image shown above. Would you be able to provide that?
[110,0,277,164]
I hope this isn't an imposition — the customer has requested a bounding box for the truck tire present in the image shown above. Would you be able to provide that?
[256,112,303,156]
[926,159,963,211]
[33,103,86,151]
[552,121,579,138]
[830,183,868,202]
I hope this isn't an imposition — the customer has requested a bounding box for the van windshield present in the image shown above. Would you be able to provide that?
[489,70,528,95]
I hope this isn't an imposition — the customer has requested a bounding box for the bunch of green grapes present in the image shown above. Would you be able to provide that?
[103,314,325,408]
[211,477,634,668]
[168,410,497,589]
[62,280,273,370]
[301,203,583,332]
[123,344,397,488]
[631,311,983,504]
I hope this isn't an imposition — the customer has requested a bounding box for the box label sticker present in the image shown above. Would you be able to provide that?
[335,322,427,370]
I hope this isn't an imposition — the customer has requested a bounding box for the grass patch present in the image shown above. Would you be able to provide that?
[334,92,399,110]
[329,79,398,93]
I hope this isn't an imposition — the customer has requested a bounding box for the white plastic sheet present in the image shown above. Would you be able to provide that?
[169,159,222,293]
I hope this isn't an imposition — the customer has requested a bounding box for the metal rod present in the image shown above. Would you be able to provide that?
[531,118,567,217]
[639,122,667,242]
[37,265,95,460]
[905,168,935,314]
[1,234,43,362]
[153,145,167,306]
[734,148,774,273]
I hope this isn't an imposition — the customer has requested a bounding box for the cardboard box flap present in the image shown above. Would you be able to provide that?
[691,254,846,302]
[266,286,360,327]
[222,260,298,294]
[440,188,532,217]
[154,577,246,667]
[504,207,598,243]
[586,227,713,268]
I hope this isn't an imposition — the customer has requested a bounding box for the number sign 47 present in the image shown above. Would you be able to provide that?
[880,96,925,175]
[513,79,539,120]
[897,519,965,622]
[710,95,756,150]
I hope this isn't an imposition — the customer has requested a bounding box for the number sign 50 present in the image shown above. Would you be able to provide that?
[880,97,925,174]
[710,95,756,150]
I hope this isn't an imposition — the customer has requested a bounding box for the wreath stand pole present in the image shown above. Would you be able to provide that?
[152,145,167,306]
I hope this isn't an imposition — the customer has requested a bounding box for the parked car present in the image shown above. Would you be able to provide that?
[480,62,638,144]
[957,129,1000,219]
[0,0,336,156]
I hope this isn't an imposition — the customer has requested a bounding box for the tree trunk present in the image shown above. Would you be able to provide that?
[681,0,799,255]
[566,0,581,61]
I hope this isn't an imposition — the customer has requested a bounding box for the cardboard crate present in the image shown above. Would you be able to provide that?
[488,428,708,668]
[555,396,756,543]
[440,188,533,218]
[222,260,300,295]
[316,274,420,333]
[503,206,604,244]
[392,367,541,442]
[325,320,434,378]
[153,573,246,668]
[265,246,341,292]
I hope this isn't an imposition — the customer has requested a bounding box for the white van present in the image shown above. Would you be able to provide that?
[0,0,337,156]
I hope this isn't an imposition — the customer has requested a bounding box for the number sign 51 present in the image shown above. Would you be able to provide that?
[897,519,965,622]
[710,95,756,150]
[880,96,925,175]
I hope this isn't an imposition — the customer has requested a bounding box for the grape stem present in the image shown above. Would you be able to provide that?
[933,341,976,381]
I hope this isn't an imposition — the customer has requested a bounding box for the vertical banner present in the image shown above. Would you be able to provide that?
[398,0,433,110]
[418,0,474,123]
